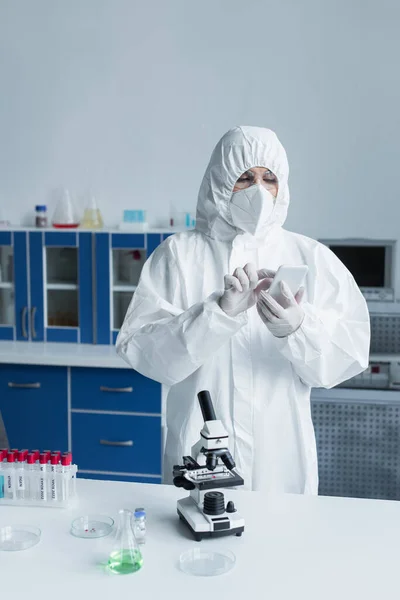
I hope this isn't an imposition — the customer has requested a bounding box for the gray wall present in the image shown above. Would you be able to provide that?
[0,0,398,241]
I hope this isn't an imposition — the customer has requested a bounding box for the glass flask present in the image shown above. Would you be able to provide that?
[107,509,143,575]
[80,194,104,229]
[52,189,79,229]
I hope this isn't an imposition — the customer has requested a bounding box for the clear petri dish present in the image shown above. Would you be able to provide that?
[71,515,114,538]
[0,525,41,551]
[179,548,236,577]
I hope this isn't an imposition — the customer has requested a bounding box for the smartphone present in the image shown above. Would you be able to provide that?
[268,265,308,301]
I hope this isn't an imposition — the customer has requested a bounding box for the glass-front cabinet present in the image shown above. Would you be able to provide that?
[0,229,170,344]
[0,233,15,339]
[95,233,170,344]
[0,230,93,343]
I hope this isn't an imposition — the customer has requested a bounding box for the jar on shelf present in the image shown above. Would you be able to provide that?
[35,205,48,228]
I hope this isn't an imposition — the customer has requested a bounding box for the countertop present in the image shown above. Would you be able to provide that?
[0,340,398,370]
[0,341,126,368]
[1,479,400,599]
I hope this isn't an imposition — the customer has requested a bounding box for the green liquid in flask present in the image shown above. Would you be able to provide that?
[108,549,143,574]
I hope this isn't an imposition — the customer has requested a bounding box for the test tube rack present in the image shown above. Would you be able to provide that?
[0,464,78,508]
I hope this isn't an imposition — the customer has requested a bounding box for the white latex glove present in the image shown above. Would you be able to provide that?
[219,264,275,318]
[257,281,305,338]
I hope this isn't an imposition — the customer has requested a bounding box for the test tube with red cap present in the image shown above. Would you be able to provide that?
[50,453,60,501]
[16,450,28,499]
[39,452,50,501]
[26,452,38,501]
[0,450,5,498]
[60,452,72,501]
[5,451,16,500]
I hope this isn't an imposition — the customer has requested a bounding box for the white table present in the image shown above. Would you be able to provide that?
[1,479,400,599]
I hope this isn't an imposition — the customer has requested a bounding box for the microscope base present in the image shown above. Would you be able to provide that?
[177,496,245,542]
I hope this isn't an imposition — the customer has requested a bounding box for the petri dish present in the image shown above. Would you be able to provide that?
[71,515,114,538]
[179,548,236,577]
[0,525,41,551]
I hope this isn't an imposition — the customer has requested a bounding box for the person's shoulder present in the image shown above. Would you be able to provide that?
[282,229,321,251]
[151,230,201,260]
[282,230,351,273]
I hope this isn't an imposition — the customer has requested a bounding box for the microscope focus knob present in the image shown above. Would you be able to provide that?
[226,500,237,513]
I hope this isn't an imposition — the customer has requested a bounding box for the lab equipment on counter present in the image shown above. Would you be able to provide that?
[35,205,48,228]
[173,390,245,541]
[71,515,114,538]
[133,507,146,544]
[169,210,196,229]
[179,548,236,577]
[0,525,41,552]
[52,189,79,229]
[319,238,396,302]
[80,194,104,229]
[119,210,148,232]
[107,509,143,575]
[0,448,77,507]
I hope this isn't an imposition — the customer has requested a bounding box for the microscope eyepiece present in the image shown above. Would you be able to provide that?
[198,391,217,422]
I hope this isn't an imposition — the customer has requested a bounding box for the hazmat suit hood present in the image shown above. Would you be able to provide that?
[195,126,290,242]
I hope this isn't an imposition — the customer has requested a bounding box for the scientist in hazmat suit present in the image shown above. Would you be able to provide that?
[116,126,370,494]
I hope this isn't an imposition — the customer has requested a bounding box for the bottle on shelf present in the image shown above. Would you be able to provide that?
[35,205,48,228]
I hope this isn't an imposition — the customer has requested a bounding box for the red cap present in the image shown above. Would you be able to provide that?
[27,453,36,465]
[33,450,40,460]
[7,451,16,463]
[18,450,28,462]
[0,450,5,461]
[39,452,49,464]
[50,454,60,465]
[61,454,72,466]
[11,448,19,453]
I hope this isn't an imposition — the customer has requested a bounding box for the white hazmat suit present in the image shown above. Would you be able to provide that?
[117,126,370,494]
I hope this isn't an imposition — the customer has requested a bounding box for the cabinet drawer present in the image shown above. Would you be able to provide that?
[0,364,68,450]
[71,367,161,413]
[72,412,161,475]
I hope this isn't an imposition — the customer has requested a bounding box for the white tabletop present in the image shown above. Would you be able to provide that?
[1,479,400,599]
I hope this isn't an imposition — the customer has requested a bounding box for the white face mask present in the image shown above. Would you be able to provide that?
[230,184,276,236]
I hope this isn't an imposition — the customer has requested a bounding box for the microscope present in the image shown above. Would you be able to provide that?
[173,390,245,541]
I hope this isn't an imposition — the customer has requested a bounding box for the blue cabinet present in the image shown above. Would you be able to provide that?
[70,366,162,483]
[0,231,28,341]
[0,364,68,450]
[0,363,163,484]
[0,230,93,343]
[95,232,171,345]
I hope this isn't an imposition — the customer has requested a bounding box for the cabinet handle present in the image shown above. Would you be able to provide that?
[21,306,28,338]
[99,439,134,447]
[31,306,37,339]
[100,386,133,393]
[8,382,41,389]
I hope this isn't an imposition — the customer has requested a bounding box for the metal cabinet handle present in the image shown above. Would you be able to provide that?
[31,306,37,339]
[100,386,133,393]
[21,306,28,338]
[99,440,134,447]
[8,382,41,389]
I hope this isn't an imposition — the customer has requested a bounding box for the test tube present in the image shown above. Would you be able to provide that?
[0,450,5,499]
[26,452,38,501]
[60,453,72,502]
[39,452,50,501]
[50,453,60,501]
[5,451,16,500]
[16,450,28,500]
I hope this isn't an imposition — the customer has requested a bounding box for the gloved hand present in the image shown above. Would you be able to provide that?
[257,281,305,337]
[219,264,275,318]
